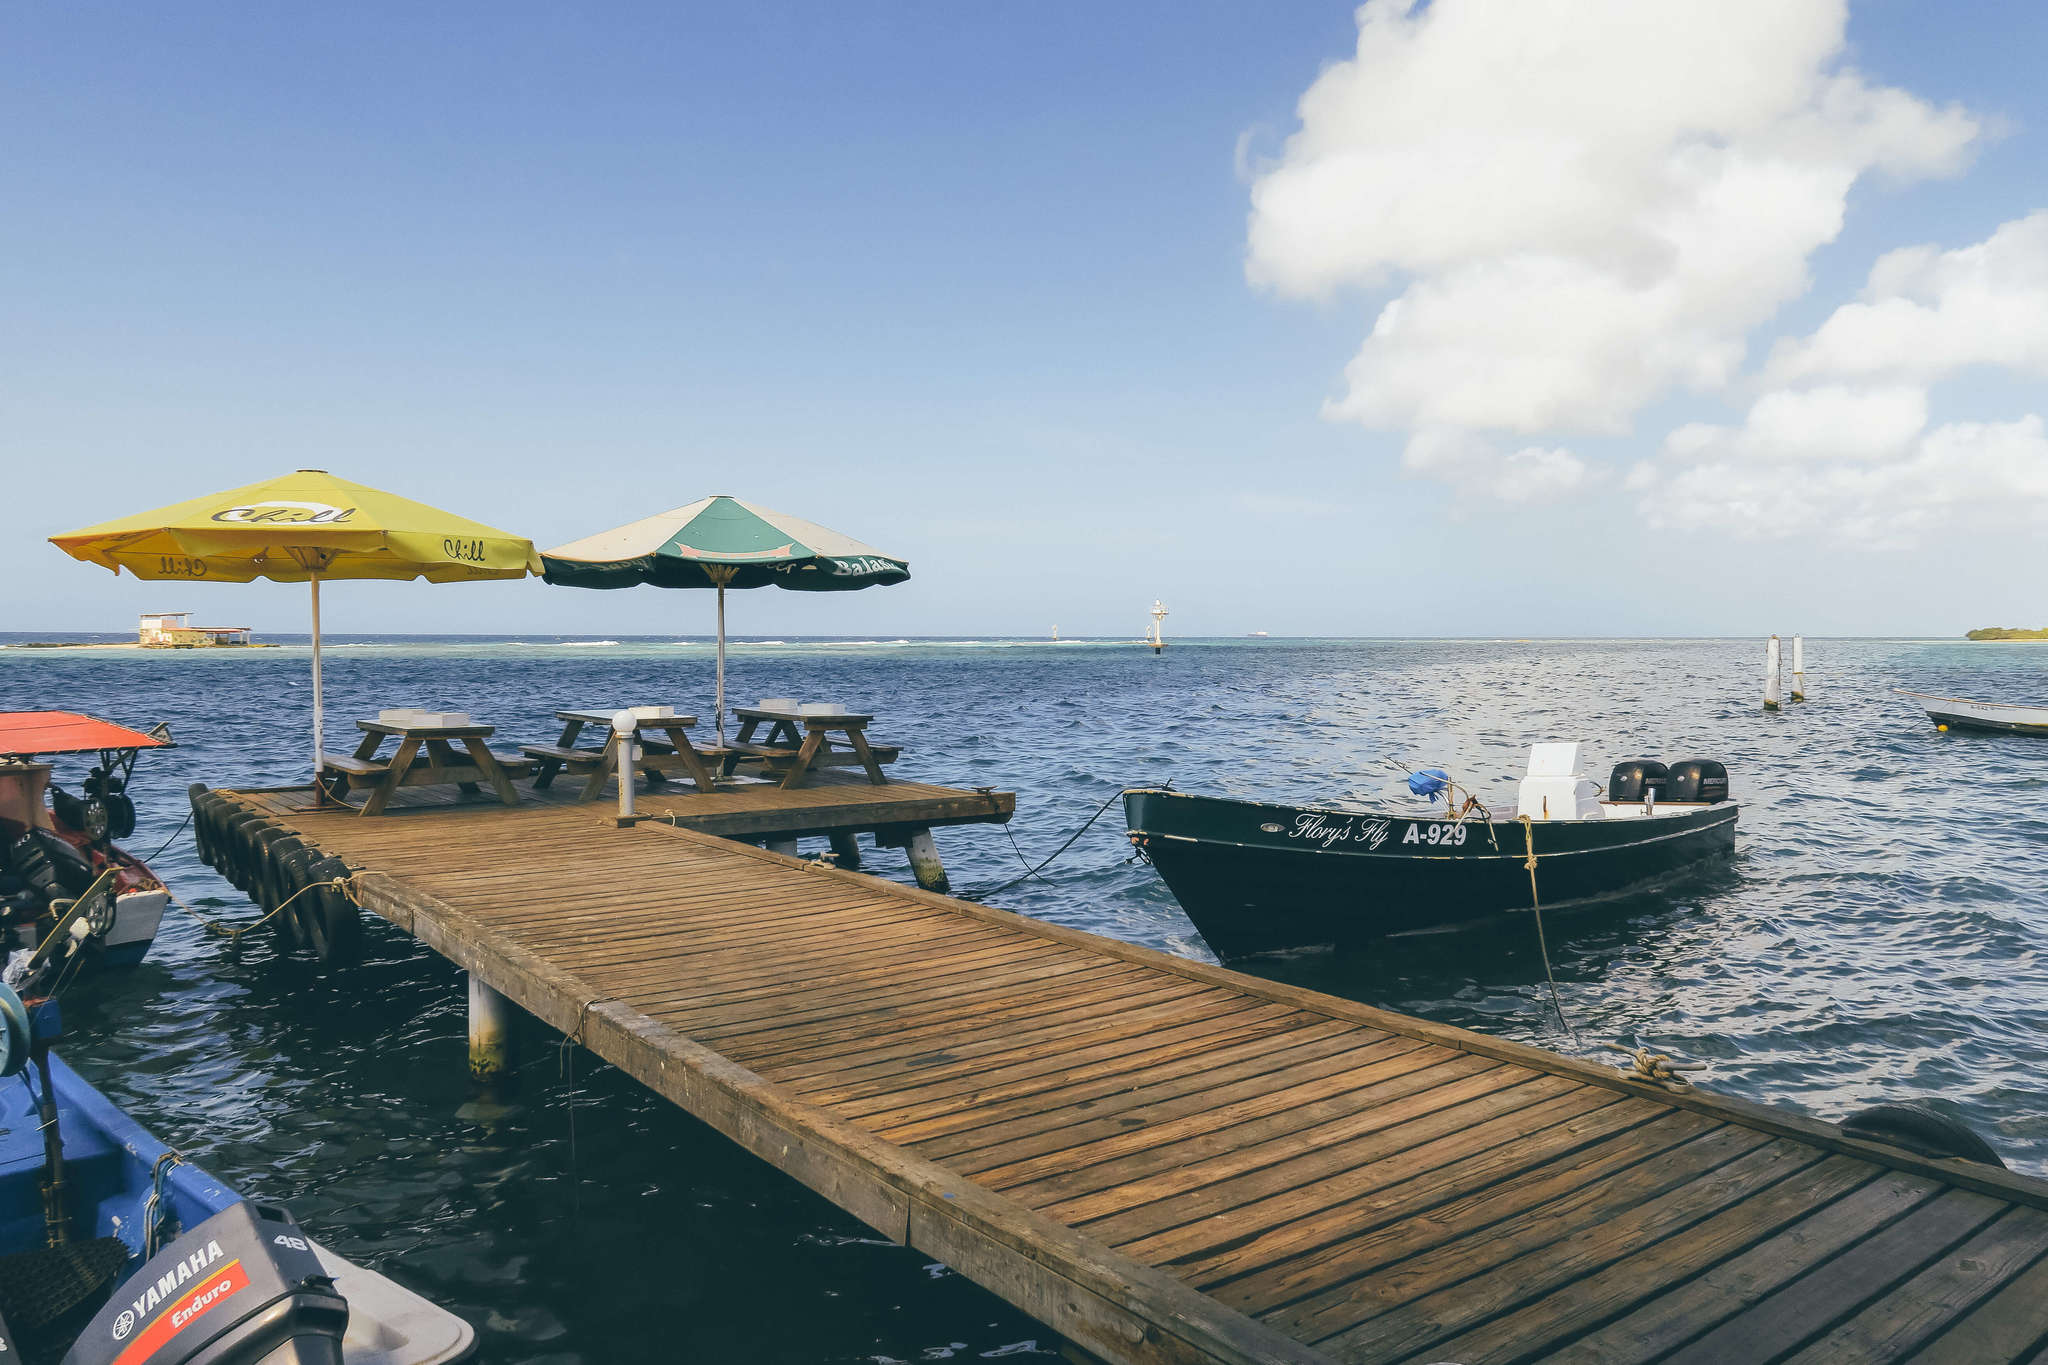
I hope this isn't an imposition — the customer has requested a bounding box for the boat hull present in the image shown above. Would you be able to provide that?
[1899,691,2048,736]
[1124,789,1737,958]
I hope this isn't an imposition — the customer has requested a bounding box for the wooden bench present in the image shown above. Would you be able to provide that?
[518,743,609,775]
[733,742,901,771]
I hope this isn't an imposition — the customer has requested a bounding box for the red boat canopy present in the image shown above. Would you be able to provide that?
[0,711,170,757]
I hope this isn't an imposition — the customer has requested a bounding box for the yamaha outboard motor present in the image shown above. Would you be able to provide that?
[1608,760,1669,804]
[61,1203,345,1365]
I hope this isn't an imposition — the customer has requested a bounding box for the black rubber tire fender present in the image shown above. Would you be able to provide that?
[1841,1101,2006,1168]
[188,785,216,867]
[198,792,232,870]
[248,828,294,912]
[224,813,267,892]
[307,857,361,966]
[278,846,320,949]
[214,808,253,886]
[264,838,310,951]
[197,792,229,871]
[260,834,306,914]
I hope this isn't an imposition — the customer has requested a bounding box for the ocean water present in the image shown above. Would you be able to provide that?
[3,634,2046,1362]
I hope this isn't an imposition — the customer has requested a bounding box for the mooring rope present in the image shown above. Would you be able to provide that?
[978,786,1142,899]
[138,806,195,862]
[164,874,359,942]
[1516,813,1576,1041]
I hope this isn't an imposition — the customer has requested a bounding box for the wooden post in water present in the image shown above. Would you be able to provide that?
[903,828,950,892]
[468,973,517,1084]
[764,837,799,856]
[1791,635,1807,702]
[827,831,862,869]
[1763,635,1783,711]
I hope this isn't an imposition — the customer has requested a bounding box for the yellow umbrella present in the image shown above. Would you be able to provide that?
[51,469,539,783]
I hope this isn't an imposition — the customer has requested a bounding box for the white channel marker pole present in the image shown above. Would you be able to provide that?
[1791,635,1807,702]
[1764,635,1782,711]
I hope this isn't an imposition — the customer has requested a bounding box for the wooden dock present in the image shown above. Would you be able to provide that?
[250,770,1015,850]
[199,783,2048,1365]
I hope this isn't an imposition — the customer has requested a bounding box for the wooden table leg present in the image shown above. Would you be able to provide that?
[664,727,718,794]
[779,728,825,789]
[534,717,583,789]
[845,726,889,785]
[360,737,421,817]
[461,737,522,806]
[579,732,618,802]
[428,738,480,794]
[721,717,762,776]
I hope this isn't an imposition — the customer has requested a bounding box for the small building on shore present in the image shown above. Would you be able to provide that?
[138,612,253,647]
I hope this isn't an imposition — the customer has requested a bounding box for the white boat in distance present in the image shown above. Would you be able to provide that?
[1898,689,2048,736]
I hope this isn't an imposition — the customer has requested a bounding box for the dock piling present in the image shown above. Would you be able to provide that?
[467,973,518,1085]
[827,831,862,869]
[1791,634,1807,702]
[765,836,799,857]
[902,827,950,892]
[1763,634,1782,711]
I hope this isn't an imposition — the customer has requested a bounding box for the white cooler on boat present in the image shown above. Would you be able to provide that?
[1518,742,1603,821]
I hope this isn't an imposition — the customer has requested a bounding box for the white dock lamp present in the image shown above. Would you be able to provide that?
[613,710,639,820]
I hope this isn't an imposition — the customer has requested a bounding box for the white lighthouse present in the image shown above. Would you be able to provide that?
[1147,600,1168,654]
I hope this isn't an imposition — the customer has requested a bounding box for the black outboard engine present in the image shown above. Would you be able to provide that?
[1608,761,1669,803]
[1664,759,1730,804]
[61,1203,345,1365]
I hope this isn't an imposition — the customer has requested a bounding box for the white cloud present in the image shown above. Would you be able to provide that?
[1641,413,2048,546]
[1638,207,2048,544]
[1401,428,1593,502]
[1767,210,2048,384]
[1247,0,1979,469]
[1663,385,1928,464]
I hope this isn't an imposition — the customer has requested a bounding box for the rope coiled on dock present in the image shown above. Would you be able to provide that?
[1604,1041,1706,1092]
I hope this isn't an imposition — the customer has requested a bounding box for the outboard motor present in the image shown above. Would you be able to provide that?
[1664,759,1730,804]
[1608,761,1669,804]
[61,1203,346,1365]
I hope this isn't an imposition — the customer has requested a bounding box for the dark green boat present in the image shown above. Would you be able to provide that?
[1124,750,1738,958]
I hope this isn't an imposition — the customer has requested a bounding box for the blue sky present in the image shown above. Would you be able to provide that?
[5,2,2045,639]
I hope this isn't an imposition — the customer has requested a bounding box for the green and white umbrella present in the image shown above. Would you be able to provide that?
[541,495,910,742]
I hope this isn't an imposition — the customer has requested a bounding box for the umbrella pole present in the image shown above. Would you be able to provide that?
[311,573,326,799]
[715,582,727,746]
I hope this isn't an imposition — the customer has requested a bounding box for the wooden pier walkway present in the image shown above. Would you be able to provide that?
[203,784,2048,1365]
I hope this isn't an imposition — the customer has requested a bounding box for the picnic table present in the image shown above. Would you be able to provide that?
[323,717,532,817]
[719,706,897,789]
[521,709,723,800]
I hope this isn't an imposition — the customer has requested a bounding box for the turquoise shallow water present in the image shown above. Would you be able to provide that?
[3,634,2046,1362]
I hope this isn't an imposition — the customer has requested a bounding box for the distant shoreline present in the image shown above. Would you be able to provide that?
[1,641,281,650]
[1967,627,2048,641]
